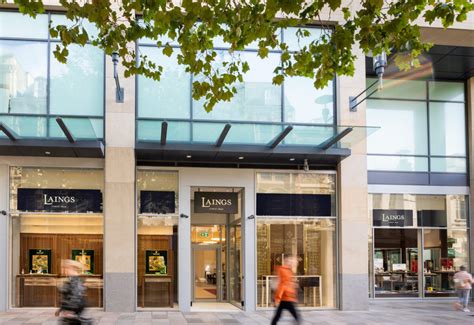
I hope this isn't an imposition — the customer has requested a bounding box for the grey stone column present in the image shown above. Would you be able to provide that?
[337,48,369,310]
[103,42,137,311]
[0,165,8,311]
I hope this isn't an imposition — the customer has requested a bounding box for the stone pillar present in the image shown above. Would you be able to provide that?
[0,165,8,312]
[337,48,369,310]
[467,77,474,277]
[103,40,137,310]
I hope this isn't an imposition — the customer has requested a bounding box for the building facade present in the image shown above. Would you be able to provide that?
[0,5,473,313]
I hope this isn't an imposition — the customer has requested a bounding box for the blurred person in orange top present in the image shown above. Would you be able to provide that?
[271,255,300,325]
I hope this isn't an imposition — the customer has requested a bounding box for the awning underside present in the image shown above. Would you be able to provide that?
[136,121,378,166]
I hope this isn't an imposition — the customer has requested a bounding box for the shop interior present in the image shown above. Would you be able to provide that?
[190,187,243,309]
[10,167,104,308]
[371,194,470,298]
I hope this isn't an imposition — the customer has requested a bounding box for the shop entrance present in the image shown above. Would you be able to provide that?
[191,187,243,308]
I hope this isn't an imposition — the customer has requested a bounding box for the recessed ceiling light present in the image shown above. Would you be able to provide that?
[289,157,295,161]
[238,156,244,160]
[44,151,51,155]
[186,155,192,158]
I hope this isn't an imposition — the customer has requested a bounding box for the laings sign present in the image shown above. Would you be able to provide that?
[17,188,102,213]
[194,192,238,214]
[373,209,413,227]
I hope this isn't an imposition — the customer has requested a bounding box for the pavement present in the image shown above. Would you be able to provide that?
[1,300,473,324]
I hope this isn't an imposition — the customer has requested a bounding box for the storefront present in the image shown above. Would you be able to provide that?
[368,192,470,298]
[8,167,104,308]
[134,168,338,310]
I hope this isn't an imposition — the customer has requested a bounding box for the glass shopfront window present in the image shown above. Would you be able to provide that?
[367,79,466,174]
[136,26,336,143]
[256,172,337,308]
[137,170,178,308]
[0,11,104,139]
[9,167,104,308]
[369,193,470,298]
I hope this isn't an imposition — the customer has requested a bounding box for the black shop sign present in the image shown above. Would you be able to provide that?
[194,192,238,214]
[256,193,332,216]
[373,209,413,227]
[17,188,102,213]
[140,191,176,214]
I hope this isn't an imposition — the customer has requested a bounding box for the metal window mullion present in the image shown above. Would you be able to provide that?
[46,12,51,138]
[190,72,194,142]
[426,81,431,183]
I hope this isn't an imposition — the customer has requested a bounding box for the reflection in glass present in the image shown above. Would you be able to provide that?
[430,157,467,173]
[257,218,336,308]
[284,78,333,124]
[367,155,428,172]
[429,102,466,156]
[0,41,47,114]
[193,51,281,122]
[50,45,104,116]
[423,229,469,297]
[429,81,465,102]
[367,99,427,155]
[367,78,426,100]
[0,12,49,39]
[138,47,191,119]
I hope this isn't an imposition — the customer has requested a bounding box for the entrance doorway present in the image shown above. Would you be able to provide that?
[191,187,243,308]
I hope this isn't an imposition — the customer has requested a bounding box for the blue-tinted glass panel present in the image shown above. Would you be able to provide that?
[0,41,47,114]
[50,44,104,116]
[0,115,46,137]
[284,78,333,124]
[367,99,427,155]
[49,117,103,140]
[137,120,190,142]
[193,51,281,122]
[283,27,323,51]
[367,155,428,172]
[0,11,48,39]
[367,78,426,100]
[50,14,99,39]
[429,102,465,156]
[284,125,334,145]
[138,47,191,119]
[429,81,464,102]
[431,157,466,173]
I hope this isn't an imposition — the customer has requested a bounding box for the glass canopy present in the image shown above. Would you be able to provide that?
[137,120,378,150]
[0,115,103,141]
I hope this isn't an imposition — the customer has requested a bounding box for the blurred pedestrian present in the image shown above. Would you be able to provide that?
[55,259,91,324]
[453,265,473,312]
[271,255,300,325]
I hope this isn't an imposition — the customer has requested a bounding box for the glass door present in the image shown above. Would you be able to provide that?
[229,221,242,307]
[193,247,221,301]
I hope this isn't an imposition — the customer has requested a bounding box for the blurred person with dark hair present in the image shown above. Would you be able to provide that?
[55,260,91,324]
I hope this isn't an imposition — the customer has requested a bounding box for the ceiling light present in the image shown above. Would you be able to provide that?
[289,158,295,161]
[238,156,244,160]
[44,151,51,155]
[186,155,192,159]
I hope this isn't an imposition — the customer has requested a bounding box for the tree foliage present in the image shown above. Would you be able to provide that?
[3,0,473,111]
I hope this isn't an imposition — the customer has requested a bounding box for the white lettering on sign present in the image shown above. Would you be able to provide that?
[381,213,405,222]
[43,194,76,205]
[201,197,232,208]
